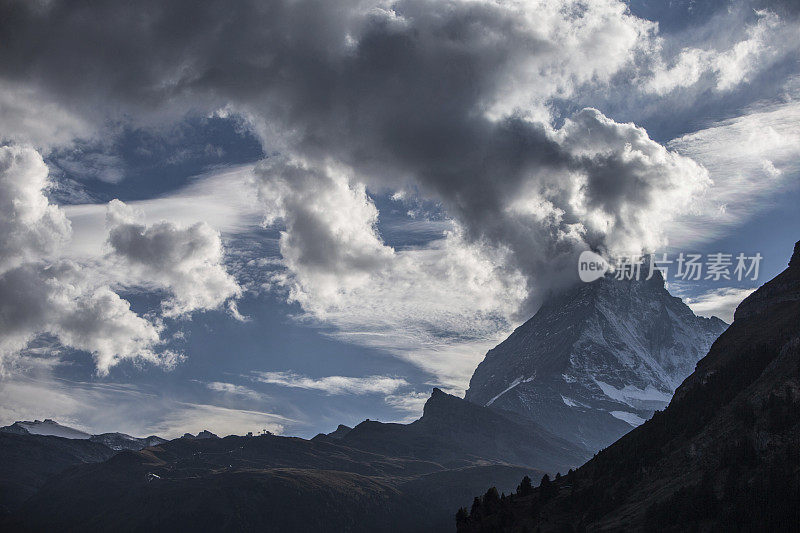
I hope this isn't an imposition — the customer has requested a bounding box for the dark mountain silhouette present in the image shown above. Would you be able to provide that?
[181,429,220,440]
[0,419,166,451]
[0,421,167,521]
[89,433,167,451]
[340,388,588,474]
[1,390,586,532]
[458,240,800,532]
[312,424,352,441]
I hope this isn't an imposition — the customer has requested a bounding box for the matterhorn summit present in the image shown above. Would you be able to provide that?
[465,270,727,451]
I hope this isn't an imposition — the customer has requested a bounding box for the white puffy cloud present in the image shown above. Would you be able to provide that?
[106,199,242,317]
[453,0,657,120]
[0,145,71,272]
[0,146,167,373]
[0,262,169,374]
[0,145,241,374]
[555,108,712,255]
[250,104,711,386]
[0,1,732,311]
[254,158,528,387]
[645,47,711,96]
[255,158,394,307]
[0,0,658,136]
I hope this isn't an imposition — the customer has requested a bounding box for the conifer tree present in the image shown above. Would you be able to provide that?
[517,475,533,496]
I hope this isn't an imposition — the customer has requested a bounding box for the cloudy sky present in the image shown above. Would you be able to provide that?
[0,0,798,438]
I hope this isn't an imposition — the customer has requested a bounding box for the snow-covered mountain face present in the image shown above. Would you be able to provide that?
[10,419,91,439]
[464,272,728,452]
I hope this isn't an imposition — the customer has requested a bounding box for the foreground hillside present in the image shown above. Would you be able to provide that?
[458,241,800,532]
[0,432,115,516]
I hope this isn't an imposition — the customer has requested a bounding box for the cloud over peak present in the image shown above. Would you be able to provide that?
[0,1,726,305]
[0,0,796,392]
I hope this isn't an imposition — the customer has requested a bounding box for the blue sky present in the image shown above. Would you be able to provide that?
[0,0,798,438]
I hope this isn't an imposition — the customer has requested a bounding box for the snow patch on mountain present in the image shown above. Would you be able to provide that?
[610,411,646,427]
[594,381,673,406]
[485,374,535,406]
[14,419,91,439]
[561,396,579,407]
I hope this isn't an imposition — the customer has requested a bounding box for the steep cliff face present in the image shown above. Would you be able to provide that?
[465,272,727,451]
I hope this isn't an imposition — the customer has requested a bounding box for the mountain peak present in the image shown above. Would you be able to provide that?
[465,273,727,452]
[1,419,92,440]
[0,419,165,451]
[460,239,800,532]
[327,424,352,439]
[422,388,460,416]
[182,430,220,440]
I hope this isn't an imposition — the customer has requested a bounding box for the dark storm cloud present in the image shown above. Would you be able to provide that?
[0,0,711,312]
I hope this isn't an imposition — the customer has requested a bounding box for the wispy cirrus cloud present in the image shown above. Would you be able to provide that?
[0,374,289,438]
[252,371,434,420]
[384,391,431,421]
[681,287,757,324]
[253,371,409,396]
[205,381,265,400]
[645,10,797,95]
[666,98,800,247]
[149,403,286,438]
